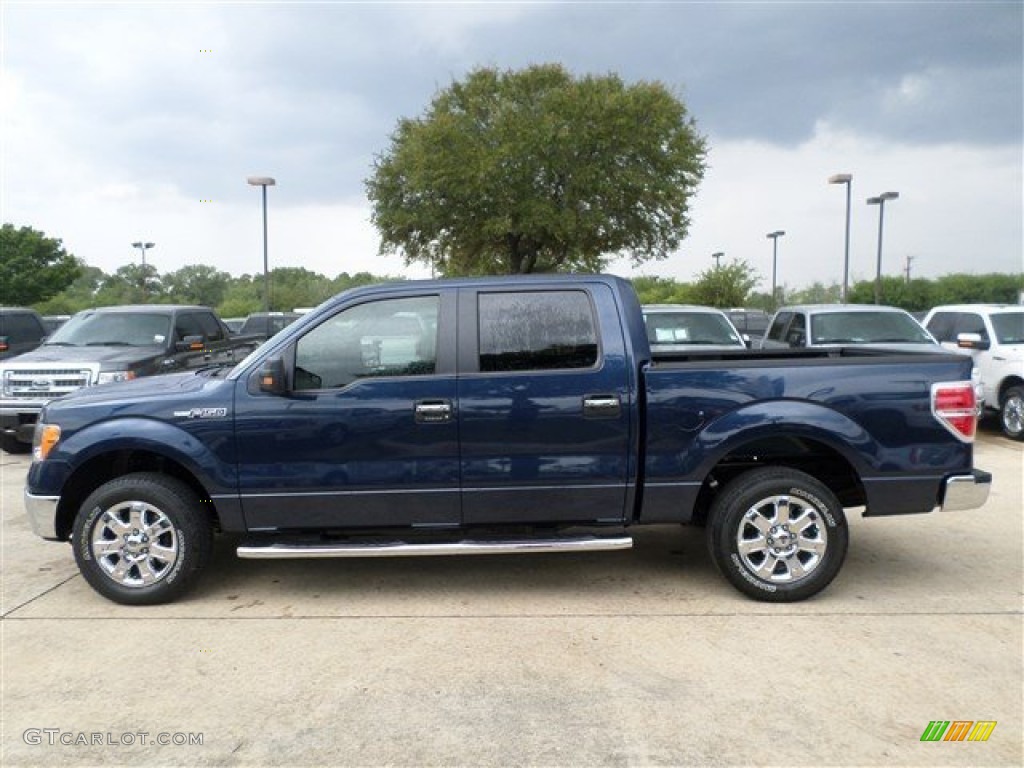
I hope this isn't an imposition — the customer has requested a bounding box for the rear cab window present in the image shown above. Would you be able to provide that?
[477,290,599,372]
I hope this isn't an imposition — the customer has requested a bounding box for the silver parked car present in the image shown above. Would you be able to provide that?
[642,304,747,353]
[759,304,939,352]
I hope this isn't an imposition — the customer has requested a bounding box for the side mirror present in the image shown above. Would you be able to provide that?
[258,357,287,395]
[956,332,990,351]
[175,334,206,352]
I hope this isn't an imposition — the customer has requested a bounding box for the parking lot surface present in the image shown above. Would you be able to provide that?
[1,422,1021,766]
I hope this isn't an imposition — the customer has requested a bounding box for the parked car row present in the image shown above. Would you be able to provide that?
[4,299,1019,447]
[639,301,1021,441]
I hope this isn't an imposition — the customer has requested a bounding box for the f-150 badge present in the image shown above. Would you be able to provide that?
[173,407,228,419]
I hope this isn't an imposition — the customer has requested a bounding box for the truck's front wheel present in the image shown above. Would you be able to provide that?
[73,473,212,605]
[1000,386,1024,440]
[707,467,848,602]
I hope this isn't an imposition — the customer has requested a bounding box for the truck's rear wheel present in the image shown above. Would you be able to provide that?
[1000,386,1024,440]
[72,473,212,605]
[707,467,848,602]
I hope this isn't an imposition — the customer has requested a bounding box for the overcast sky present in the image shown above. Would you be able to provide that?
[3,1,1022,294]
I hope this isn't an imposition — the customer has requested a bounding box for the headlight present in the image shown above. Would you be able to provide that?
[32,423,61,461]
[97,370,137,384]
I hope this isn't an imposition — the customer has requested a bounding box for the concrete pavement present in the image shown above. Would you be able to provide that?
[1,423,1020,766]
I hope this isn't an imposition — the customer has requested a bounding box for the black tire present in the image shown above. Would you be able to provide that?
[1000,386,1024,441]
[1,434,30,454]
[72,473,212,605]
[707,467,848,602]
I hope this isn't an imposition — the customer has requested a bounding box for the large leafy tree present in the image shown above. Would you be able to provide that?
[367,64,707,275]
[690,259,760,308]
[0,224,81,305]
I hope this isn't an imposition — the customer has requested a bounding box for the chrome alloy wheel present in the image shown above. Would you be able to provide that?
[90,501,179,588]
[736,494,828,584]
[1002,391,1023,438]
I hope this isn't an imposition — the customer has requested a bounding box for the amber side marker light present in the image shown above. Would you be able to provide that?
[33,424,61,461]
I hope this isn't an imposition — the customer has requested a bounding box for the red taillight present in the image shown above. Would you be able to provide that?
[932,382,977,442]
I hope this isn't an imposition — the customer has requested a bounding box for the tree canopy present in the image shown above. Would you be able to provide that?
[367,64,707,275]
[0,224,81,305]
[690,259,760,308]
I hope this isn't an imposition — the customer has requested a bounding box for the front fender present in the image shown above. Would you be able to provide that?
[32,417,235,498]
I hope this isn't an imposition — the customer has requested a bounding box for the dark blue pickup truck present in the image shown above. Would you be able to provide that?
[24,276,990,604]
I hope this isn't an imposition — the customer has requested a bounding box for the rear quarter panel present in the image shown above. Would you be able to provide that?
[641,352,975,520]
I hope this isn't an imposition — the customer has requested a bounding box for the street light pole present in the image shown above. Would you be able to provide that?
[766,231,785,310]
[130,241,155,299]
[712,251,724,269]
[247,176,276,312]
[828,174,853,303]
[867,191,899,305]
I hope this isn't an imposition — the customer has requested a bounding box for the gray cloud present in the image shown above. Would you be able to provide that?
[6,2,1021,208]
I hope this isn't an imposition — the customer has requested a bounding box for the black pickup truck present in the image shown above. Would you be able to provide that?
[0,304,260,453]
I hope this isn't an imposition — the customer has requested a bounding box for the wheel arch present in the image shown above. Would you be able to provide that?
[52,419,228,540]
[997,375,1024,404]
[686,402,871,526]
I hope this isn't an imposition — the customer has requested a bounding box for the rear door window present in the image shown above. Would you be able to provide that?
[477,291,598,372]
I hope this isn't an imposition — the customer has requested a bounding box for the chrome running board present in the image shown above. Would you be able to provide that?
[237,534,632,559]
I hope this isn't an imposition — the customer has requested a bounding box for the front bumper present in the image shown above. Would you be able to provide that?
[24,490,60,540]
[1,407,43,444]
[940,469,992,512]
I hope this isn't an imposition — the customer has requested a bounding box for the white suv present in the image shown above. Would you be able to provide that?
[923,305,1024,440]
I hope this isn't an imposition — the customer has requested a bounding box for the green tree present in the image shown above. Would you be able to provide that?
[630,276,695,305]
[94,265,163,306]
[788,282,842,305]
[690,259,760,308]
[34,265,106,314]
[367,64,707,276]
[0,224,81,305]
[162,265,231,307]
[217,275,261,318]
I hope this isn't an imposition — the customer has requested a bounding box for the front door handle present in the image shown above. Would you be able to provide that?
[415,400,453,423]
[583,395,621,418]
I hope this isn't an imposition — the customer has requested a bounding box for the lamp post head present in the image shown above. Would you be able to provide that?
[131,241,155,249]
[247,176,276,187]
[828,173,852,185]
[766,230,785,239]
[712,251,724,258]
[868,191,899,205]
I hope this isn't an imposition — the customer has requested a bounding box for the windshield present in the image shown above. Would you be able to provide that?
[810,311,934,344]
[991,312,1024,344]
[45,312,171,347]
[644,311,744,346]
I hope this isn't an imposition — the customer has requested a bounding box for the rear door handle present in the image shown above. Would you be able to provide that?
[583,395,621,418]
[415,400,453,423]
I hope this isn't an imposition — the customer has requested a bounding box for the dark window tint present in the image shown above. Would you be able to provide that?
[991,312,1024,344]
[478,291,598,372]
[766,312,793,341]
[196,312,224,342]
[0,312,44,341]
[786,313,807,346]
[953,313,988,341]
[925,312,957,342]
[175,313,206,341]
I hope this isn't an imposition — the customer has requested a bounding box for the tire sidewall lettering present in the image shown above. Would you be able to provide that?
[788,486,836,528]
[730,553,777,592]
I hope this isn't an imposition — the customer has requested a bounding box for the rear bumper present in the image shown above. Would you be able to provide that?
[940,469,992,512]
